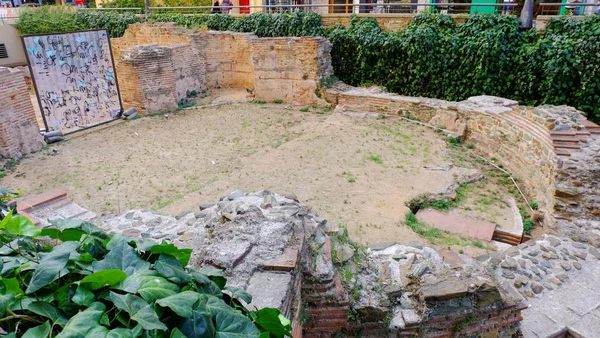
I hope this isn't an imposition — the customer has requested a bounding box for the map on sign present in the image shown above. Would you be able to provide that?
[22,30,122,134]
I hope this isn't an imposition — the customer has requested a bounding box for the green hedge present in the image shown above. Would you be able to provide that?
[17,9,600,123]
[17,6,140,38]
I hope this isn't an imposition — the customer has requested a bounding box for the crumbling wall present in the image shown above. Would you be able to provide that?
[121,45,179,114]
[0,67,44,159]
[191,32,255,89]
[111,23,331,114]
[251,37,333,105]
[327,86,600,232]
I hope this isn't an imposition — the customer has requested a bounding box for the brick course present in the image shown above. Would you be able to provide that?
[0,67,44,159]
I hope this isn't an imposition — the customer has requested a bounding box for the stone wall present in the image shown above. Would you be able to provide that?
[252,37,333,105]
[110,23,331,114]
[325,85,600,232]
[192,32,255,89]
[0,67,45,159]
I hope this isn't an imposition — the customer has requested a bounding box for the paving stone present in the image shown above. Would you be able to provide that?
[548,277,562,285]
[401,309,421,325]
[246,272,292,310]
[518,259,527,269]
[589,247,600,259]
[573,262,582,270]
[502,271,516,279]
[500,257,518,269]
[569,312,600,338]
[123,228,141,237]
[548,237,561,247]
[574,251,588,260]
[528,250,539,257]
[539,245,549,252]
[560,261,572,271]
[520,309,563,337]
[573,242,587,249]
[555,273,568,282]
[531,282,544,294]
[540,261,553,269]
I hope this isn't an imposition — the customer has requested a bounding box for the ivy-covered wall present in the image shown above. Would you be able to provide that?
[16,9,600,123]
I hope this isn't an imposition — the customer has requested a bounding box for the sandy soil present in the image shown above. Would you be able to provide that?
[1,95,522,253]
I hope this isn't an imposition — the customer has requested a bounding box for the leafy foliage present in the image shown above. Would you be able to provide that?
[0,216,291,337]
[16,6,140,38]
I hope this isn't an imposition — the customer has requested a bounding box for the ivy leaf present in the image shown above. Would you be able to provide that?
[170,328,187,338]
[178,308,216,338]
[155,291,200,318]
[40,228,86,242]
[189,270,222,296]
[0,211,41,237]
[91,238,150,276]
[109,292,167,331]
[72,285,95,307]
[150,242,192,267]
[253,308,291,338]
[137,275,180,303]
[224,287,252,304]
[80,269,127,290]
[22,321,51,338]
[154,254,191,285]
[214,310,261,338]
[28,301,68,327]
[199,267,227,289]
[48,219,108,239]
[113,269,158,293]
[26,241,80,294]
[0,292,15,317]
[55,302,106,338]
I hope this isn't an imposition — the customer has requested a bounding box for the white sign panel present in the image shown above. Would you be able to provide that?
[23,30,122,133]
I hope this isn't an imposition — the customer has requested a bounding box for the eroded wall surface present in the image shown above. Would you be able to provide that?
[111,23,332,114]
[0,67,45,159]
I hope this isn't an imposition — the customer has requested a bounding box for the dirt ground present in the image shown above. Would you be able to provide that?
[1,93,522,254]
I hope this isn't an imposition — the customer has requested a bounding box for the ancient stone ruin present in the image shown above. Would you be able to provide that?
[3,21,600,337]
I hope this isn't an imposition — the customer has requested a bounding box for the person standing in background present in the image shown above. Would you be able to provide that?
[211,0,220,14]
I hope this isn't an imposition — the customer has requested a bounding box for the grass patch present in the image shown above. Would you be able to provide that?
[519,206,535,235]
[253,100,267,104]
[403,212,488,248]
[272,99,283,104]
[299,107,310,112]
[366,154,383,164]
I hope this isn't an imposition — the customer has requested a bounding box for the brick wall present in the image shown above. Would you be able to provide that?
[0,67,45,159]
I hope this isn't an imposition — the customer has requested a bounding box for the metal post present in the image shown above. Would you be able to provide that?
[144,0,151,16]
[520,0,533,29]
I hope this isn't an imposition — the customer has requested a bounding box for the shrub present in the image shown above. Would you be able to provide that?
[17,6,140,38]
[0,213,291,337]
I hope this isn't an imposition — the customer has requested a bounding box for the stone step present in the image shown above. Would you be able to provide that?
[553,148,572,157]
[550,131,576,136]
[553,142,581,150]
[580,119,600,129]
[551,136,580,143]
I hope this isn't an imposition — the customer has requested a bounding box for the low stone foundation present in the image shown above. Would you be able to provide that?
[324,85,600,234]
[96,191,526,338]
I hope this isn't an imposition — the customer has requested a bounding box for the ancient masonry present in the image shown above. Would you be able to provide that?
[111,23,333,114]
[0,67,44,159]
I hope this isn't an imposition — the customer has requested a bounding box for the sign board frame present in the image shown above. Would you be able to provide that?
[21,29,123,135]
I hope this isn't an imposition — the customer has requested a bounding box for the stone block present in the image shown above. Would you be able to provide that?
[246,271,292,311]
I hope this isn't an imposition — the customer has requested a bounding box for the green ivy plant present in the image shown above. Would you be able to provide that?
[0,213,292,337]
